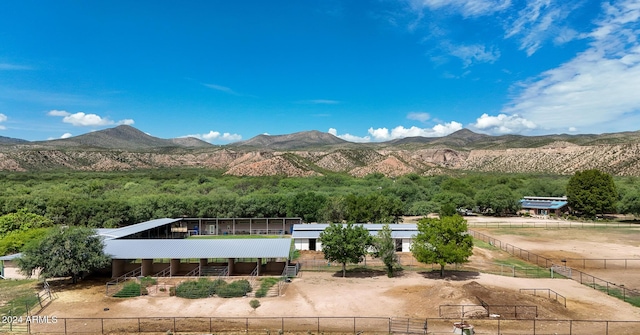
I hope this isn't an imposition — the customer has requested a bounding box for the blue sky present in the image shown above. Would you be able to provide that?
[1,0,640,143]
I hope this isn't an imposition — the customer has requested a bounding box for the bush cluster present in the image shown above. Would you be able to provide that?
[174,278,250,299]
[175,278,225,299]
[217,280,252,298]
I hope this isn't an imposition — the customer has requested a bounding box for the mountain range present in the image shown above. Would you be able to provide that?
[1,125,640,176]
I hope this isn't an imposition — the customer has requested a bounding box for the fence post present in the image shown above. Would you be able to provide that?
[101,318,104,334]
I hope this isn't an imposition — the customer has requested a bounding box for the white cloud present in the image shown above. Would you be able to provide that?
[408,0,511,17]
[329,122,463,142]
[118,119,135,126]
[60,132,73,139]
[61,112,114,126]
[186,130,242,143]
[407,112,431,122]
[368,122,463,140]
[471,113,537,134]
[502,0,640,131]
[505,0,579,56]
[48,110,135,127]
[568,127,578,132]
[47,110,70,117]
[203,83,239,95]
[445,42,501,67]
[328,128,371,142]
[0,113,6,130]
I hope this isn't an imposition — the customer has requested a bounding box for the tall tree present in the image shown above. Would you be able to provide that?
[475,185,521,215]
[17,226,111,283]
[372,223,399,277]
[411,215,473,277]
[566,169,617,217]
[319,223,372,277]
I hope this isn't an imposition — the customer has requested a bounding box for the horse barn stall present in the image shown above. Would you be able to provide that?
[96,218,293,278]
[291,223,417,252]
[174,217,302,236]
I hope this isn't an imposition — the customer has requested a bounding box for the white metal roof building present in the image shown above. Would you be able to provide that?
[291,223,418,252]
[95,218,294,278]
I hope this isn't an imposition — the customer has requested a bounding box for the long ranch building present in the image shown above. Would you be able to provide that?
[291,223,418,252]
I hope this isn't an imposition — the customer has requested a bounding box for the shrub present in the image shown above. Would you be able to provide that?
[175,278,219,299]
[249,299,261,310]
[217,279,251,298]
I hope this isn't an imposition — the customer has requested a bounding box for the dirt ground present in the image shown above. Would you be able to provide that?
[34,216,640,333]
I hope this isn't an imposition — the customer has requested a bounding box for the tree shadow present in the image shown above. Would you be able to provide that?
[418,270,480,281]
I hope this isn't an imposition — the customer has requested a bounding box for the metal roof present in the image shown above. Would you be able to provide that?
[98,218,181,240]
[291,224,418,239]
[293,230,417,239]
[520,199,568,210]
[0,253,22,261]
[103,238,292,259]
[292,223,418,231]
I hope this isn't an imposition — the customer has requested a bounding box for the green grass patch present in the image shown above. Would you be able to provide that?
[473,239,500,251]
[255,277,280,298]
[113,282,146,298]
[591,284,640,307]
[494,259,551,278]
[0,280,39,316]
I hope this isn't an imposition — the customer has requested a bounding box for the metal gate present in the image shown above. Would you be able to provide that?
[390,317,427,334]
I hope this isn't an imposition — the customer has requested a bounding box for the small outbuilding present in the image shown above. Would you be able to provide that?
[520,196,569,217]
[0,253,27,279]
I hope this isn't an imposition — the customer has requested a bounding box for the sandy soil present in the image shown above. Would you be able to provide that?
[42,271,640,321]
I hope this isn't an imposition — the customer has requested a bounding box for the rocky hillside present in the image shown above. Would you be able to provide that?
[2,126,640,176]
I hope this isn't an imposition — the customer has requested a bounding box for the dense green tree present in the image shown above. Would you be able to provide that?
[618,190,640,217]
[475,185,521,215]
[319,223,372,277]
[566,169,617,217]
[0,227,51,256]
[319,196,347,223]
[17,226,111,283]
[411,215,474,277]
[439,203,458,217]
[371,224,399,277]
[0,209,53,237]
[286,192,327,223]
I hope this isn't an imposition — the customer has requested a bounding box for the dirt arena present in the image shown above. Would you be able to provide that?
[33,216,640,333]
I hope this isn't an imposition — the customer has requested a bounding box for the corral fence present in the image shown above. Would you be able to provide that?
[22,316,640,334]
[519,288,566,307]
[0,280,56,333]
[467,221,638,229]
[476,296,538,319]
[468,229,640,306]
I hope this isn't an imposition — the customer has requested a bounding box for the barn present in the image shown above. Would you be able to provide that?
[291,223,418,252]
[98,218,295,278]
